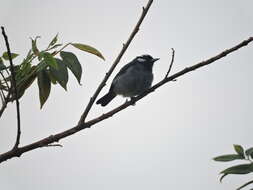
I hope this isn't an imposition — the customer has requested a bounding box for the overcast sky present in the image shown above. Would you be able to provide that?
[1,0,253,189]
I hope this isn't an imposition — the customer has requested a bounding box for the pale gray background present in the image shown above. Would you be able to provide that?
[0,0,253,189]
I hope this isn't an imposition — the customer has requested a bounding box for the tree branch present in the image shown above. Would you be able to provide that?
[164,48,175,78]
[78,0,154,124]
[0,71,10,91]
[0,89,5,104]
[0,91,11,118]
[0,36,252,164]
[1,26,21,149]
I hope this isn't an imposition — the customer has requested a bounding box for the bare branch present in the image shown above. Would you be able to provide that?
[0,36,252,163]
[0,89,4,103]
[164,48,175,78]
[1,26,21,149]
[78,0,154,124]
[0,71,10,91]
[0,91,11,118]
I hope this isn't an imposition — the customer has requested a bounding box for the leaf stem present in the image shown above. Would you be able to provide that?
[53,42,72,56]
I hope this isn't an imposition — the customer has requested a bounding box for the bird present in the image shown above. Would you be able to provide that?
[96,54,159,106]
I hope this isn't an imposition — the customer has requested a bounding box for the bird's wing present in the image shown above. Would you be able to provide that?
[114,61,136,78]
[107,61,135,91]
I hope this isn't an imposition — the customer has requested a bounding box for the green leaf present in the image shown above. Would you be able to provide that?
[21,50,33,66]
[245,147,253,158]
[2,52,19,60]
[237,180,253,190]
[16,67,37,100]
[220,164,253,175]
[42,52,58,69]
[213,154,244,162]
[47,72,57,84]
[15,62,31,81]
[234,144,245,157]
[49,58,68,90]
[37,69,51,108]
[48,33,58,48]
[219,173,228,182]
[71,43,105,60]
[0,58,6,71]
[60,51,82,84]
[31,36,40,55]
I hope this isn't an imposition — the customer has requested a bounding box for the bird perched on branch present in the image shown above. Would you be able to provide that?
[96,54,159,106]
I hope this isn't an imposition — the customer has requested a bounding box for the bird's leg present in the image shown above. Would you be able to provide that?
[130,97,136,106]
[124,97,135,106]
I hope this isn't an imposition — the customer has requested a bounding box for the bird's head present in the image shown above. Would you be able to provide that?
[136,54,159,69]
[136,54,159,63]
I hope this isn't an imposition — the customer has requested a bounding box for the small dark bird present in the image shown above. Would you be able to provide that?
[96,54,159,106]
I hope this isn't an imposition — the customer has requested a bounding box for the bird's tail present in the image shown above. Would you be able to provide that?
[96,91,116,106]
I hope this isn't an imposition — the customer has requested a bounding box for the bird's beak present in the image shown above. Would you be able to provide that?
[152,58,160,62]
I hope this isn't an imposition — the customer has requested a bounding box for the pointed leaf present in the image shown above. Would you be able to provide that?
[234,144,245,157]
[60,51,82,84]
[219,173,228,182]
[71,43,105,60]
[15,60,32,82]
[42,52,58,69]
[31,36,40,55]
[2,52,19,60]
[213,154,244,162]
[236,180,253,190]
[48,33,58,48]
[0,59,6,71]
[37,70,51,108]
[49,58,68,90]
[21,50,33,66]
[15,68,37,100]
[245,147,253,158]
[220,164,253,175]
[47,72,57,84]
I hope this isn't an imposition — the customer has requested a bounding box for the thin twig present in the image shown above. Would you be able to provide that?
[164,48,175,78]
[0,80,7,101]
[52,42,71,56]
[0,36,252,163]
[78,0,154,124]
[0,91,10,118]
[1,26,21,149]
[0,71,10,91]
[0,89,4,103]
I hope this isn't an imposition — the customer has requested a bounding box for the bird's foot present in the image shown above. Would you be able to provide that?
[130,97,136,106]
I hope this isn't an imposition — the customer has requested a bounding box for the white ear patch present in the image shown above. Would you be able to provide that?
[137,58,146,62]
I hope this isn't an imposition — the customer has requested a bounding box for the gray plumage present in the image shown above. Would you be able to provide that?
[96,54,159,106]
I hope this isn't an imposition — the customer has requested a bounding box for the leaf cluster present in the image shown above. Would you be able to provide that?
[0,34,104,108]
[214,144,253,190]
